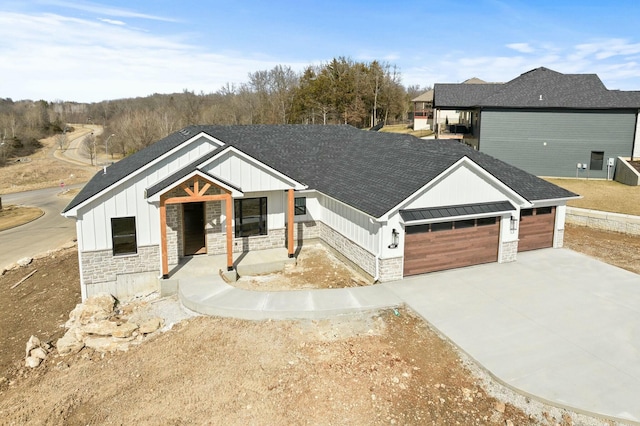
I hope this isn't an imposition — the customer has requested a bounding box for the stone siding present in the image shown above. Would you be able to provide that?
[318,222,376,277]
[378,257,403,282]
[165,204,182,265]
[566,207,640,236]
[232,228,286,253]
[500,240,518,263]
[80,245,160,300]
[292,220,321,242]
[205,201,224,254]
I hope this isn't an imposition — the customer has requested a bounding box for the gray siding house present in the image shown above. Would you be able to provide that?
[433,67,640,178]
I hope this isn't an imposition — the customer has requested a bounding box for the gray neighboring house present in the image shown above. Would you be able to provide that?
[433,67,640,178]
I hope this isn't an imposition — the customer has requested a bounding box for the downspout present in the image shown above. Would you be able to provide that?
[632,109,639,161]
[373,222,382,283]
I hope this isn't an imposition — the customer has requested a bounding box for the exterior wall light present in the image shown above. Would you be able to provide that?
[389,228,399,249]
[510,216,519,232]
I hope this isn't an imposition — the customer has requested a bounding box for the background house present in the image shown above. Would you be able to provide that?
[63,125,576,300]
[412,78,488,132]
[433,67,640,178]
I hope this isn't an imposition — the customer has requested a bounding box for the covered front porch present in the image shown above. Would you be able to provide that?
[149,171,298,281]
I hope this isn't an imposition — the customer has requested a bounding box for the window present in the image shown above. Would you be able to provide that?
[406,224,430,234]
[294,197,306,216]
[111,217,137,256]
[234,197,267,237]
[536,207,553,215]
[520,209,533,218]
[453,219,475,229]
[590,151,604,170]
[431,222,453,232]
[477,217,497,226]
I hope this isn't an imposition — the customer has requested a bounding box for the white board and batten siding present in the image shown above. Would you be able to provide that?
[383,162,523,257]
[316,193,380,255]
[76,136,219,252]
[202,151,295,193]
[403,163,512,210]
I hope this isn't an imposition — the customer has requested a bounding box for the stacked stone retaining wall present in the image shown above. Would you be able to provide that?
[566,207,640,236]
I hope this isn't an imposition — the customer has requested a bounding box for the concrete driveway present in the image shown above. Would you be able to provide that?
[384,249,640,424]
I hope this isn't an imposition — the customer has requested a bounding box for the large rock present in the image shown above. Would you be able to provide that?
[84,336,133,353]
[17,257,32,267]
[25,356,42,368]
[57,329,85,355]
[81,320,119,336]
[111,322,138,338]
[67,293,116,326]
[30,347,48,360]
[138,317,163,334]
[25,335,41,358]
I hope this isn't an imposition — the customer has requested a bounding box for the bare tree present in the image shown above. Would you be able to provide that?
[81,133,96,165]
[56,132,67,151]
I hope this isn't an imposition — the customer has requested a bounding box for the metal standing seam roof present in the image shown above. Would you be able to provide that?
[400,201,515,222]
[63,125,578,218]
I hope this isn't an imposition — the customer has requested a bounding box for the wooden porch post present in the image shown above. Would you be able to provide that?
[287,188,294,258]
[225,194,234,271]
[159,196,169,278]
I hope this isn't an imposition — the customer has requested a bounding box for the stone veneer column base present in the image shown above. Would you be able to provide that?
[378,257,403,282]
[500,240,518,263]
[553,228,564,248]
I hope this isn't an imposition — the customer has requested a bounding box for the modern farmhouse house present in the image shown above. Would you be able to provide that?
[62,125,577,300]
[433,67,640,178]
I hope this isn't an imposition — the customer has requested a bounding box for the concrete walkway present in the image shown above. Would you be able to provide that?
[176,248,640,424]
[174,250,403,320]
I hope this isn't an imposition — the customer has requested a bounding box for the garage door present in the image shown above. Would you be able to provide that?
[404,217,500,276]
[518,207,555,252]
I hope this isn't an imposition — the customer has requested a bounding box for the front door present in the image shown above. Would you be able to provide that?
[183,202,206,255]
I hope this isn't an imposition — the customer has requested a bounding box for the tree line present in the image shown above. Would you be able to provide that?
[0,57,428,162]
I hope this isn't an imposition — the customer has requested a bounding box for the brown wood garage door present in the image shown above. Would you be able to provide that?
[403,217,500,276]
[517,207,555,252]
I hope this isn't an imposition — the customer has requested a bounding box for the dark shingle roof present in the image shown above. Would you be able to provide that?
[434,67,640,109]
[64,125,577,218]
[400,201,515,222]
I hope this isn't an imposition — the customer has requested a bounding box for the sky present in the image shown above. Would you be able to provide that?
[3,0,640,103]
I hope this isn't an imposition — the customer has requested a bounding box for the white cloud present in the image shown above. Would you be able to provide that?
[38,0,178,22]
[0,11,304,102]
[99,18,126,26]
[506,43,534,53]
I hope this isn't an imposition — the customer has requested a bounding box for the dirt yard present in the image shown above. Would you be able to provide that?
[1,229,634,425]
[545,178,640,216]
[233,244,371,291]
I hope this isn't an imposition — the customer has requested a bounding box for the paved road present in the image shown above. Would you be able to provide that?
[0,185,81,269]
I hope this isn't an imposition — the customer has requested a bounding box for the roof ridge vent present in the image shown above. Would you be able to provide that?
[179,129,191,136]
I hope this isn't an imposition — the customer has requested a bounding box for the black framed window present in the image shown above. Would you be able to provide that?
[536,207,553,215]
[111,217,137,256]
[453,219,475,229]
[590,151,604,170]
[234,197,267,237]
[431,221,453,232]
[294,197,306,215]
[477,217,497,226]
